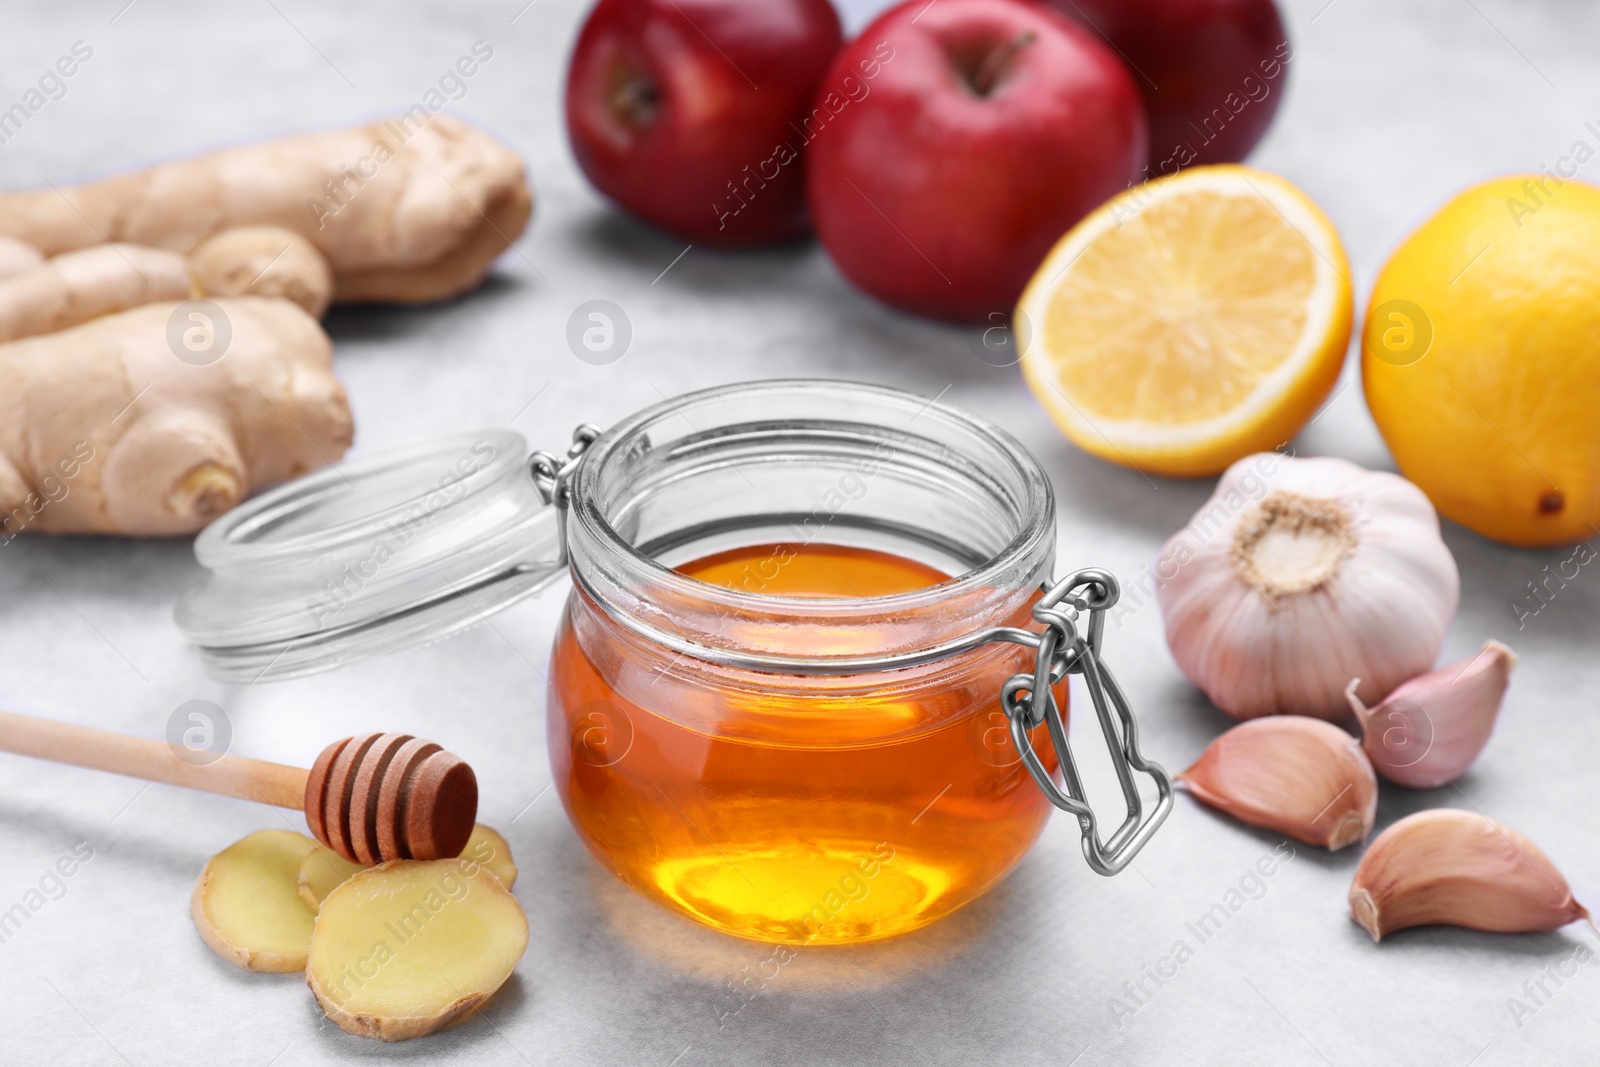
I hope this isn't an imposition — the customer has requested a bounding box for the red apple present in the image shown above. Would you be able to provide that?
[1043,0,1291,175]
[805,0,1145,323]
[564,0,843,246]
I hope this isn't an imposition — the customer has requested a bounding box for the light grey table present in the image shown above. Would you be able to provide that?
[2,1,1597,1064]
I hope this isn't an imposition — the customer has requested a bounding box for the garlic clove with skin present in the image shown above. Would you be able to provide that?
[1346,640,1516,789]
[1179,716,1378,850]
[1156,454,1460,721]
[1349,809,1589,942]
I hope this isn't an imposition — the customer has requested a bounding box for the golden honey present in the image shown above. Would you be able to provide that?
[549,542,1061,944]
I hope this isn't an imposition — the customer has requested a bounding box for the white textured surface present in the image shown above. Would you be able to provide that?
[2,0,1599,1064]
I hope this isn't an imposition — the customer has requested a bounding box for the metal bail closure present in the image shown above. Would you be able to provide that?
[528,423,602,566]
[1000,569,1174,876]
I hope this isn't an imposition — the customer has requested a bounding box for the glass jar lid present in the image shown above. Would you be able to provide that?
[174,429,565,682]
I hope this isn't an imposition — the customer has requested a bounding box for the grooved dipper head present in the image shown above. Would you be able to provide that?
[304,732,478,864]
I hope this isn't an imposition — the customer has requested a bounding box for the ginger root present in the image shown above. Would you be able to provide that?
[306,859,528,1041]
[0,227,329,336]
[0,243,192,343]
[0,296,351,537]
[191,829,321,973]
[0,115,531,304]
[190,227,332,318]
[0,235,43,278]
[298,824,518,912]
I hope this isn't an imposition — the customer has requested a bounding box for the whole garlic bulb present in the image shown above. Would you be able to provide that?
[1156,454,1460,721]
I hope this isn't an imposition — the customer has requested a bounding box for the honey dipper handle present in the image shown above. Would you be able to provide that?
[0,708,307,810]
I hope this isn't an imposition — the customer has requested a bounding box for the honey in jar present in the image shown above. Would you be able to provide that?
[550,540,1062,944]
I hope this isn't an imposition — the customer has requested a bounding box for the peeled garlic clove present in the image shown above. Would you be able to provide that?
[1155,454,1460,721]
[1349,809,1588,941]
[1346,640,1515,789]
[1179,716,1377,850]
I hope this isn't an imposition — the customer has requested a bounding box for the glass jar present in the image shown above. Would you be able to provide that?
[548,381,1064,942]
[176,380,1171,944]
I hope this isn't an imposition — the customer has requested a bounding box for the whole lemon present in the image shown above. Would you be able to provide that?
[1363,174,1600,546]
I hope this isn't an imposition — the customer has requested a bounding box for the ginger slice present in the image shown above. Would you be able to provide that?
[307,859,528,1041]
[297,845,365,912]
[460,824,518,891]
[191,829,320,973]
[298,824,518,912]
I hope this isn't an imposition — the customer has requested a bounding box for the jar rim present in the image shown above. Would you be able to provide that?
[568,379,1055,627]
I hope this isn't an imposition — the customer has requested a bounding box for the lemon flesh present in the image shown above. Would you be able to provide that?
[1020,165,1353,478]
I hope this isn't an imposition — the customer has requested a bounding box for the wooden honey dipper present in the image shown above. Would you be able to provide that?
[0,710,477,864]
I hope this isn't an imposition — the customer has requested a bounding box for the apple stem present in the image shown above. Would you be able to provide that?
[968,30,1037,98]
[611,78,662,128]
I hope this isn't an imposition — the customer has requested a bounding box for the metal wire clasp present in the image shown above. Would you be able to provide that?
[999,569,1174,876]
[529,423,601,565]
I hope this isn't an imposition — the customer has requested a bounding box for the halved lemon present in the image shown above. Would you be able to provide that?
[1017,165,1353,478]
